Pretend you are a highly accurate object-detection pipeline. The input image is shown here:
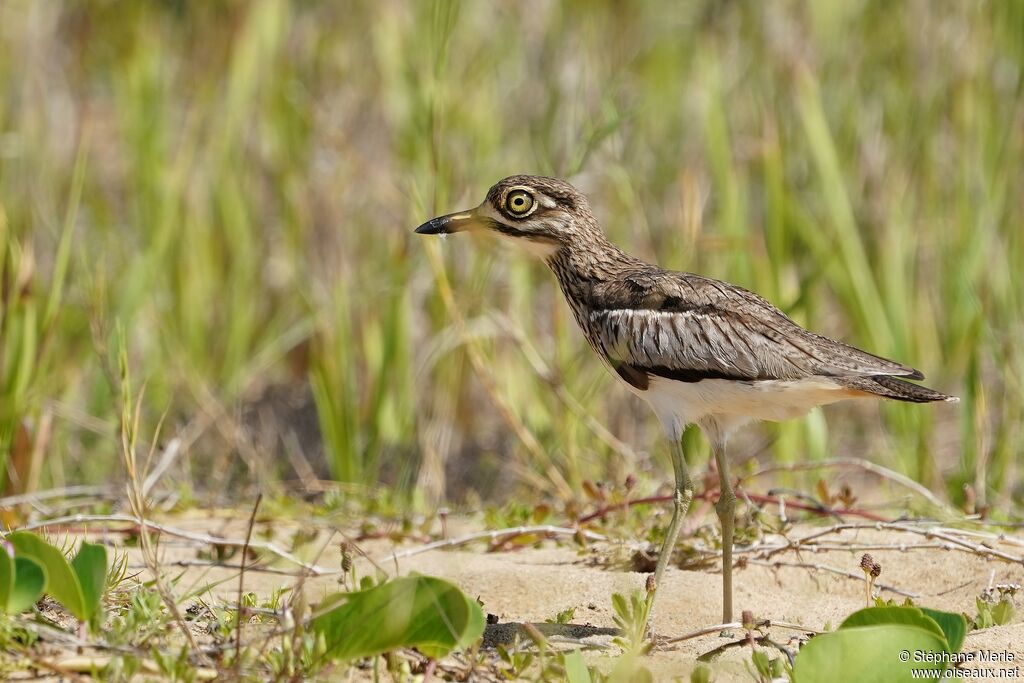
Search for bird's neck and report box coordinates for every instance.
[544,233,642,299]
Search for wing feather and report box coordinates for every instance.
[587,271,923,386]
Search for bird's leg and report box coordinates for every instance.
[713,440,736,625]
[647,435,694,634]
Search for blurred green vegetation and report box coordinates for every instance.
[0,1,1019,511]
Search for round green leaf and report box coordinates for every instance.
[311,575,485,662]
[840,606,946,644]
[71,542,108,623]
[793,624,950,683]
[8,557,46,613]
[920,607,967,654]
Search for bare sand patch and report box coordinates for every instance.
[34,513,1023,681]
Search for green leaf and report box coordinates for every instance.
[840,606,946,645]
[311,575,485,662]
[920,608,967,653]
[975,599,994,629]
[769,656,787,677]
[6,532,86,620]
[70,542,108,622]
[0,550,46,613]
[563,649,592,683]
[992,599,1014,626]
[611,592,628,622]
[793,624,949,683]
[690,663,713,683]
[751,649,772,676]
[0,549,11,610]
[8,558,46,613]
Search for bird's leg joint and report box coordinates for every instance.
[715,488,736,518]
[676,485,694,512]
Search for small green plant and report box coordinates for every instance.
[605,589,655,682]
[971,583,1017,629]
[496,636,537,679]
[749,650,787,682]
[1,532,108,631]
[484,501,553,530]
[266,629,328,681]
[611,589,652,655]
[547,605,576,624]
[108,587,166,646]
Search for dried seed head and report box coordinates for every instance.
[997,583,1021,598]
[870,562,882,578]
[741,610,755,629]
[860,553,875,573]
[645,574,657,594]
[340,542,353,572]
[625,473,637,492]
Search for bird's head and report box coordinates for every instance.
[414,175,596,258]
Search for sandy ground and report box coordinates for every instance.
[97,512,1024,682]
[363,530,1024,680]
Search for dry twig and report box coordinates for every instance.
[747,458,956,516]
[744,558,918,598]
[236,494,263,677]
[663,619,822,645]
[14,513,336,575]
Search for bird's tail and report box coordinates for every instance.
[840,375,958,403]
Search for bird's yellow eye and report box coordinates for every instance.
[505,190,535,217]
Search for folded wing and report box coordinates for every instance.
[587,271,923,391]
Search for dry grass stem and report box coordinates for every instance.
[15,513,336,575]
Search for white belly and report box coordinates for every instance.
[626,374,854,438]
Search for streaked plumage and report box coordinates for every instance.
[551,248,953,432]
[415,173,956,630]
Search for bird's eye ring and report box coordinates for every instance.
[505,190,535,217]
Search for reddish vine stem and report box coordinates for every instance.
[575,487,891,526]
